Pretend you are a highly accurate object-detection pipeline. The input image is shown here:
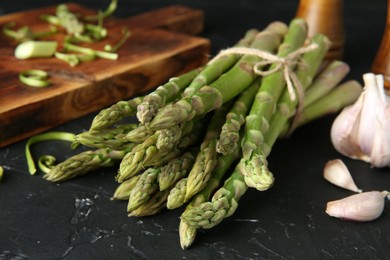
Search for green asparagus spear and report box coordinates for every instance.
[158,149,197,191]
[75,124,137,150]
[128,189,170,217]
[127,167,160,211]
[260,34,329,157]
[185,101,233,201]
[111,175,141,200]
[167,178,188,209]
[117,120,203,182]
[179,132,242,249]
[239,18,309,191]
[90,96,143,131]
[216,78,260,155]
[181,28,259,99]
[136,68,202,124]
[180,164,246,229]
[43,148,126,182]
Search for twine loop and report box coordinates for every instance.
[209,43,318,102]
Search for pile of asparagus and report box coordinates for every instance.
[43,18,362,249]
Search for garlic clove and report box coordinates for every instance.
[325,191,388,222]
[323,159,362,193]
[357,73,378,157]
[330,93,365,160]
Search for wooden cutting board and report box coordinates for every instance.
[0,3,210,147]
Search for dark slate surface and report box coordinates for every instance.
[1,0,389,259]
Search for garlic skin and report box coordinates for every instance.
[330,73,390,168]
[326,191,389,222]
[323,159,362,193]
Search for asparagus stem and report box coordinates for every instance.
[84,0,118,21]
[260,34,329,157]
[239,18,309,191]
[179,132,242,249]
[90,96,143,131]
[136,68,202,124]
[180,79,360,230]
[158,149,197,191]
[216,78,260,155]
[43,148,126,182]
[180,165,247,229]
[117,120,203,182]
[181,28,259,99]
[185,101,233,201]
[75,123,137,150]
[111,175,141,200]
[127,167,160,211]
[303,60,350,109]
[148,22,287,131]
[56,4,84,35]
[293,80,363,129]
[124,124,155,143]
[15,41,58,59]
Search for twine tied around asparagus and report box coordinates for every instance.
[210,43,318,102]
[209,42,319,134]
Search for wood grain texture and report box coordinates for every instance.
[0,3,210,147]
[295,0,345,61]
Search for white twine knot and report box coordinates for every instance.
[209,43,318,102]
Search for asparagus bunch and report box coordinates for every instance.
[36,18,363,250]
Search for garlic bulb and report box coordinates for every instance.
[326,191,389,222]
[323,159,362,193]
[330,73,390,167]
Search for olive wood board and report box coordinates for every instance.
[0,3,210,147]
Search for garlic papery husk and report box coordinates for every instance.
[325,190,389,222]
[330,73,390,167]
[323,159,362,193]
[330,91,365,160]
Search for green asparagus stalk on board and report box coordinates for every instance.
[90,96,143,131]
[147,21,287,131]
[136,68,202,124]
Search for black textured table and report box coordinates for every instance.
[1,1,389,259]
